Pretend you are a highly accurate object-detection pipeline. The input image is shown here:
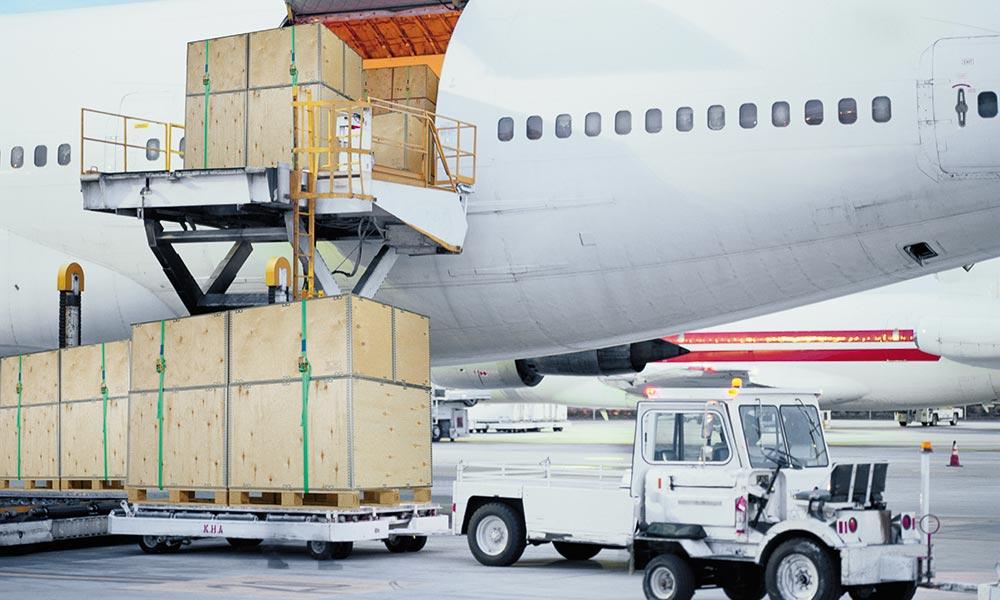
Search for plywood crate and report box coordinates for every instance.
[393,307,430,388]
[246,83,348,168]
[59,340,130,480]
[372,111,429,174]
[0,350,59,407]
[0,404,59,481]
[228,378,431,493]
[130,313,227,392]
[183,91,247,169]
[248,23,363,98]
[185,33,248,95]
[364,65,439,107]
[127,387,226,489]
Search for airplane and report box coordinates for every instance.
[438,259,1000,418]
[5,0,1000,380]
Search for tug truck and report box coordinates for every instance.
[452,386,924,600]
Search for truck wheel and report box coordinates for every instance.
[406,536,428,552]
[226,537,262,549]
[847,582,917,600]
[932,414,939,426]
[897,422,908,427]
[384,535,415,553]
[553,541,601,561]
[160,539,184,554]
[138,535,165,554]
[643,554,695,600]
[306,540,353,560]
[765,538,840,600]
[467,502,526,566]
[723,566,766,599]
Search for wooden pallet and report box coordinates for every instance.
[227,487,432,510]
[127,487,228,505]
[60,479,125,491]
[0,479,58,491]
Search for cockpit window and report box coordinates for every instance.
[644,410,730,464]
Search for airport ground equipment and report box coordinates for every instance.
[452,385,925,600]
[57,263,84,349]
[467,402,568,434]
[107,497,447,559]
[895,406,965,427]
[0,490,123,547]
[431,398,470,442]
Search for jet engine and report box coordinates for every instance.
[916,316,1000,368]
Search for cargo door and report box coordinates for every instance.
[932,36,1000,176]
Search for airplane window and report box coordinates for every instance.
[978,92,998,119]
[676,107,693,132]
[34,145,47,167]
[615,111,632,135]
[739,103,757,129]
[708,105,725,130]
[872,96,892,123]
[805,100,824,125]
[645,109,662,133]
[146,138,161,161]
[555,114,572,139]
[772,101,790,127]
[838,98,858,124]
[11,146,24,169]
[57,143,71,166]
[526,115,543,140]
[497,117,514,142]
[585,112,602,137]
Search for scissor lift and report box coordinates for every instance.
[79,94,476,309]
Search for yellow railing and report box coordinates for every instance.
[80,108,185,174]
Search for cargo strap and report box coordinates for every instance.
[299,299,311,494]
[156,320,167,490]
[202,39,211,168]
[290,25,299,86]
[100,342,109,482]
[15,355,23,480]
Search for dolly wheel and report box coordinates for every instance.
[384,535,414,553]
[553,541,601,561]
[226,537,263,549]
[138,535,165,554]
[306,540,353,560]
[406,536,427,552]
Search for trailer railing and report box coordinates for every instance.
[456,460,630,488]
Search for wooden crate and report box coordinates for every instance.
[229,295,393,384]
[246,83,344,168]
[130,313,227,392]
[183,91,247,169]
[186,33,248,95]
[228,377,430,492]
[0,404,59,480]
[248,24,363,98]
[372,111,429,174]
[364,65,439,105]
[60,398,128,480]
[0,350,59,407]
[127,387,226,489]
[60,340,129,402]
[393,307,430,387]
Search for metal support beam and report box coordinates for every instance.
[352,245,399,299]
[156,228,288,244]
[205,241,253,296]
[284,212,341,296]
[144,220,205,314]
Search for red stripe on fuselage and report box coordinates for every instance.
[665,329,916,345]
[664,348,940,363]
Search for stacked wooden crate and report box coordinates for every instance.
[365,65,441,174]
[0,350,60,489]
[127,313,228,503]
[184,23,364,169]
[227,295,431,508]
[59,341,129,490]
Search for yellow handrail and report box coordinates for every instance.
[80,108,185,174]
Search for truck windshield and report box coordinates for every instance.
[739,404,829,468]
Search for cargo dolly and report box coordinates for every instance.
[0,490,123,548]
[108,499,449,559]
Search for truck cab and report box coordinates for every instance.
[454,385,924,600]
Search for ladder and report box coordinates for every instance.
[291,86,319,300]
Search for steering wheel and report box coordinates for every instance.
[761,446,804,470]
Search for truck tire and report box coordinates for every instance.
[765,538,840,600]
[306,540,353,560]
[406,536,428,552]
[932,414,939,426]
[553,541,601,561]
[723,566,766,599]
[847,582,917,600]
[138,535,165,554]
[384,535,425,553]
[467,502,526,566]
[897,422,908,427]
[226,537,262,549]
[643,554,695,600]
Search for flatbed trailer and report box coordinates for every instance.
[108,500,449,559]
[0,491,124,547]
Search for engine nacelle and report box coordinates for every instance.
[916,316,1000,368]
[432,360,543,390]
[519,339,687,377]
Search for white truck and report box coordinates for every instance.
[895,406,964,427]
[453,387,925,600]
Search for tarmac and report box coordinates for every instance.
[0,419,997,599]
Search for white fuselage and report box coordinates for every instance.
[5,1,1000,367]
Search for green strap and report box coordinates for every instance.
[15,355,23,481]
[202,39,211,168]
[156,321,167,490]
[290,25,298,86]
[100,342,109,482]
[299,300,311,494]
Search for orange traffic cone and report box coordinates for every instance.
[947,441,963,467]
